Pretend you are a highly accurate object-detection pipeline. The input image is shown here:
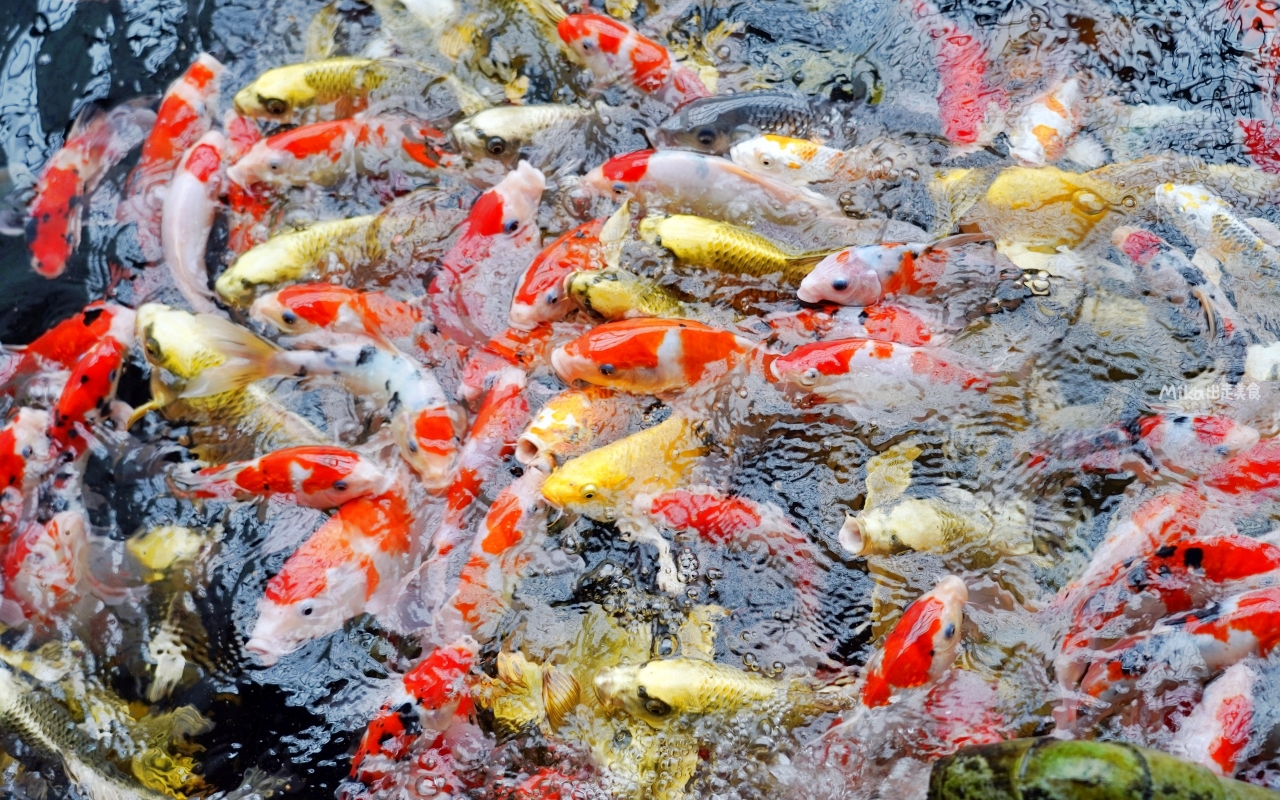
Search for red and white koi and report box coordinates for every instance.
[0,409,54,545]
[1204,437,1280,496]
[1007,78,1085,167]
[170,446,392,508]
[861,575,968,708]
[508,218,606,330]
[120,54,224,261]
[1134,412,1260,477]
[3,510,88,621]
[557,14,710,108]
[797,233,993,306]
[909,0,1006,147]
[728,135,847,187]
[766,338,989,403]
[161,131,228,314]
[27,100,155,278]
[225,180,276,255]
[444,467,549,642]
[47,305,136,457]
[1112,226,1247,343]
[579,150,844,239]
[551,318,757,395]
[351,642,477,782]
[245,491,414,665]
[632,487,825,635]
[251,283,422,344]
[763,303,940,348]
[226,115,450,190]
[180,328,464,488]
[1171,662,1258,777]
[458,325,557,404]
[428,161,545,347]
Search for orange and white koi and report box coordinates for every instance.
[557,14,710,108]
[251,283,422,344]
[421,369,529,616]
[551,318,756,394]
[1171,662,1258,777]
[427,161,545,347]
[226,115,450,190]
[27,100,155,278]
[1007,78,1085,167]
[245,491,414,665]
[225,180,275,255]
[579,150,844,237]
[2,301,134,387]
[120,54,224,261]
[0,409,53,545]
[351,642,477,781]
[444,467,549,642]
[797,233,994,306]
[508,218,606,330]
[861,575,968,708]
[161,131,227,314]
[763,303,940,349]
[47,305,136,457]
[458,325,556,403]
[514,385,643,470]
[178,327,463,488]
[909,0,1006,147]
[1203,437,1280,496]
[767,338,989,402]
[223,109,264,160]
[170,446,392,508]
[728,135,847,187]
[3,510,88,621]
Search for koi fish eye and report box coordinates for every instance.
[599,364,615,376]
[832,278,849,292]
[612,183,627,196]
[695,127,717,147]
[281,311,298,326]
[943,622,956,639]
[268,156,283,172]
[144,337,163,359]
[637,686,671,717]
[333,480,348,491]
[486,136,508,156]
[300,602,314,617]
[545,290,559,303]
[581,483,598,500]
[260,96,288,116]
[800,368,819,387]
[581,40,594,52]
[505,219,520,233]
[759,154,774,168]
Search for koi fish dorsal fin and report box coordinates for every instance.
[863,441,923,510]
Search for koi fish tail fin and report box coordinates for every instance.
[929,231,995,251]
[178,315,284,398]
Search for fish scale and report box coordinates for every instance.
[642,215,827,283]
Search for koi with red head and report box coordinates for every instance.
[120,54,224,261]
[28,100,155,278]
[551,318,756,395]
[767,337,989,403]
[252,283,422,343]
[797,233,993,307]
[861,575,968,708]
[162,131,228,314]
[509,218,607,331]
[170,445,393,508]
[557,14,709,108]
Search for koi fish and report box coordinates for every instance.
[1134,412,1260,478]
[1007,78,1085,167]
[508,218,606,330]
[445,467,549,641]
[0,409,53,545]
[1170,662,1257,777]
[245,491,414,665]
[910,0,1006,146]
[1,302,133,392]
[120,54,224,261]
[28,100,155,278]
[232,57,407,121]
[639,214,828,284]
[797,233,995,306]
[1154,183,1280,277]
[226,115,450,190]
[728,135,848,186]
[161,131,227,314]
[767,338,989,403]
[251,283,422,343]
[1112,225,1248,343]
[428,161,545,346]
[3,511,88,621]
[861,575,968,708]
[350,642,476,781]
[225,179,275,256]
[451,104,589,162]
[657,93,821,155]
[514,385,642,470]
[176,322,464,488]
[458,325,556,403]
[170,446,392,508]
[1204,438,1280,495]
[47,304,136,456]
[566,267,687,321]
[557,15,709,108]
[763,303,939,348]
[550,318,756,394]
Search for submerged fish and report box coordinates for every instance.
[170,446,392,508]
[640,214,828,284]
[162,131,227,314]
[654,91,821,154]
[452,104,589,161]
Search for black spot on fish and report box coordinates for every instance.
[80,374,90,383]
[82,308,104,326]
[1183,547,1204,570]
[1155,545,1177,558]
[357,345,378,366]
